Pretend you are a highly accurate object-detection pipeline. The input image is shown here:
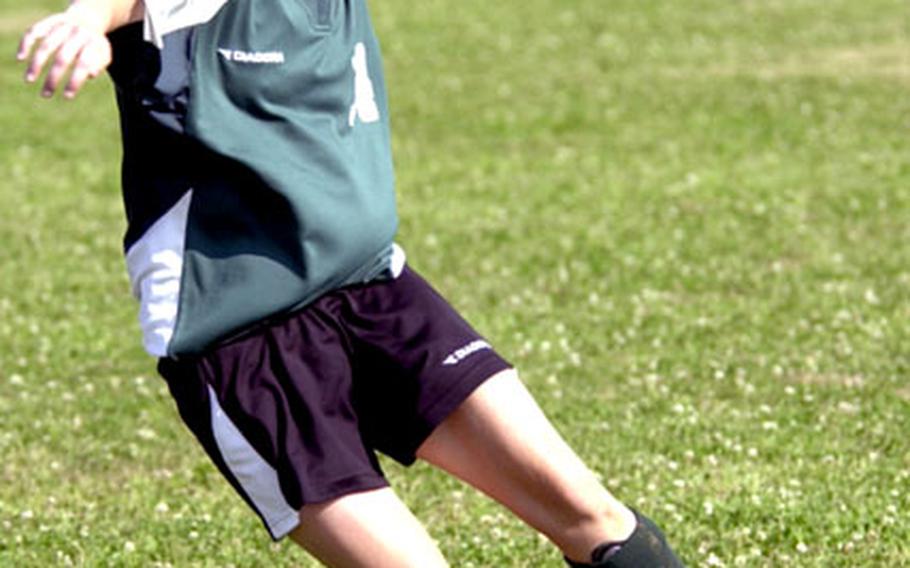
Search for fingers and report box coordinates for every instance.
[26,21,81,91]
[16,14,66,63]
[17,14,112,99]
[21,17,76,83]
[63,37,112,99]
[42,27,88,96]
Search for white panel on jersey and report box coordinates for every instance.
[125,190,193,357]
[143,0,231,48]
[207,385,301,539]
[390,242,406,278]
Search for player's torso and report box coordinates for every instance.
[110,0,400,357]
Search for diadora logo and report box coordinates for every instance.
[217,48,285,64]
[442,340,491,366]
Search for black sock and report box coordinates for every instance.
[589,541,624,563]
[564,509,685,567]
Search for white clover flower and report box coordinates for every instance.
[705,552,725,567]
[137,428,157,440]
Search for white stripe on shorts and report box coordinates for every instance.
[207,385,300,539]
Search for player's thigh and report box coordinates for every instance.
[416,369,632,544]
[288,487,448,568]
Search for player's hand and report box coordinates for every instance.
[16,7,113,99]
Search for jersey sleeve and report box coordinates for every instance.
[143,0,230,48]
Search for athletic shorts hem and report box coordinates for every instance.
[269,472,389,541]
[301,472,390,506]
[269,512,303,541]
[399,357,513,465]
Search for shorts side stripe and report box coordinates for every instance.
[207,385,300,539]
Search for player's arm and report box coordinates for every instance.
[16,0,144,99]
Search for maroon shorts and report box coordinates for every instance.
[157,266,511,539]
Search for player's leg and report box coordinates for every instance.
[288,487,449,568]
[334,265,681,564]
[416,369,683,566]
[416,368,631,560]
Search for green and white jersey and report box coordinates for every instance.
[108,0,402,357]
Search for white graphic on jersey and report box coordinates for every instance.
[348,42,381,127]
[218,48,285,64]
[442,340,491,366]
[126,190,193,357]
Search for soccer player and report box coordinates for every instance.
[17,1,685,566]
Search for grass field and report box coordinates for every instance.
[1,0,909,566]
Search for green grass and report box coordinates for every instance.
[1,0,909,565]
